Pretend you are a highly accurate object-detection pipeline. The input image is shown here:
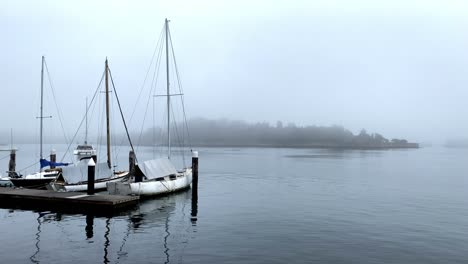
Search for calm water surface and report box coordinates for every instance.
[0,145,467,263]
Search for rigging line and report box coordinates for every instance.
[97,83,105,160]
[18,160,41,173]
[60,70,105,162]
[170,103,186,166]
[100,88,107,161]
[127,25,166,129]
[0,153,10,161]
[109,91,119,167]
[160,179,171,192]
[44,60,71,151]
[135,33,165,149]
[168,28,193,151]
[152,97,155,159]
[108,68,137,163]
[115,218,132,264]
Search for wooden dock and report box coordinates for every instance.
[0,187,139,215]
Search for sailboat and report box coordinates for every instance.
[108,19,192,196]
[73,98,96,161]
[10,56,69,189]
[48,59,129,192]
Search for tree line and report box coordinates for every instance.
[137,118,418,149]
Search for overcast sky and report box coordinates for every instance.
[2,0,468,144]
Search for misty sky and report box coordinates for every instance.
[2,0,468,144]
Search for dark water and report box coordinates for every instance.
[1,145,467,263]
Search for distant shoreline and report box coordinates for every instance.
[159,143,420,150]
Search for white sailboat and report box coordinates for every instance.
[10,56,67,189]
[108,19,192,196]
[0,149,15,187]
[73,98,96,161]
[48,59,129,192]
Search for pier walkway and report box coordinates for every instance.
[0,187,139,215]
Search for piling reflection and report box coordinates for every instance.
[85,214,94,239]
[84,214,111,263]
[191,188,198,224]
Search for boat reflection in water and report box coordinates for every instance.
[13,189,196,264]
[84,190,195,264]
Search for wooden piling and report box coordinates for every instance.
[192,151,198,195]
[8,149,16,178]
[129,150,136,176]
[191,151,198,222]
[87,158,96,195]
[50,149,56,169]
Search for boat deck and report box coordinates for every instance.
[0,187,139,215]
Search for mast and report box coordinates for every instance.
[85,97,88,144]
[39,56,44,160]
[105,59,111,169]
[165,18,171,159]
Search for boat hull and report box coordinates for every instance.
[10,178,55,190]
[0,177,13,187]
[48,172,129,192]
[107,169,192,196]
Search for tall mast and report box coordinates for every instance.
[39,56,45,160]
[105,59,111,169]
[85,97,88,144]
[165,18,171,159]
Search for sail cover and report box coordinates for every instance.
[139,158,177,180]
[60,159,113,184]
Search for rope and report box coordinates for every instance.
[18,161,40,173]
[44,60,72,162]
[135,32,165,149]
[171,102,186,166]
[108,67,137,163]
[126,25,166,139]
[0,153,10,161]
[160,179,171,192]
[168,29,193,151]
[60,70,105,162]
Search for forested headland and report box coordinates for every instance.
[137,118,419,149]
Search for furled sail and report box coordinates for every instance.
[40,158,70,169]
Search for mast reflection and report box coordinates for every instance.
[29,213,41,264]
[29,211,60,263]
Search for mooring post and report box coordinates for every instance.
[50,149,56,169]
[87,158,96,195]
[191,151,199,222]
[129,150,136,176]
[130,150,142,183]
[8,149,16,178]
[192,151,199,194]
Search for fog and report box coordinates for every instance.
[2,0,468,146]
